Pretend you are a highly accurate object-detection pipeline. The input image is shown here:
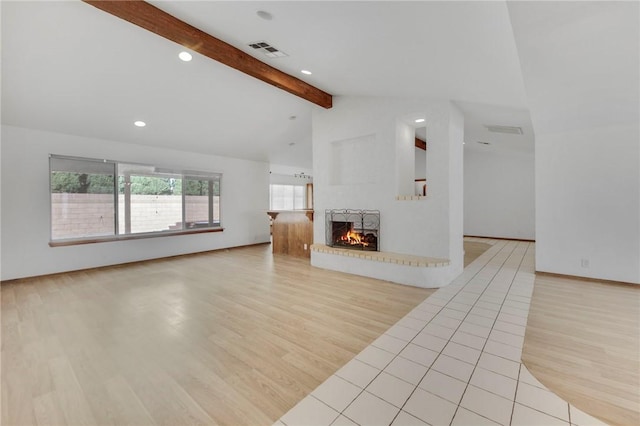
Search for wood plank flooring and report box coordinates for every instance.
[522,274,640,426]
[2,240,638,426]
[1,245,433,425]
[463,240,493,267]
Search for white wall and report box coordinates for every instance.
[396,121,415,196]
[0,125,271,280]
[448,105,465,271]
[508,1,639,284]
[536,123,639,284]
[311,96,464,288]
[464,149,535,240]
[269,164,313,177]
[269,164,313,186]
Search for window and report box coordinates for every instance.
[270,184,305,210]
[50,155,221,243]
[50,156,117,240]
[184,177,220,228]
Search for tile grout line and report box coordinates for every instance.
[280,239,576,426]
[508,242,536,426]
[505,252,578,424]
[446,241,531,426]
[335,239,513,425]
[387,241,521,425]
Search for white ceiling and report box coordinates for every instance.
[149,0,528,106]
[456,101,534,154]
[2,1,314,166]
[3,1,634,168]
[507,1,639,135]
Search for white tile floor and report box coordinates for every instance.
[278,240,610,426]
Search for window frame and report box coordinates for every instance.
[49,155,223,247]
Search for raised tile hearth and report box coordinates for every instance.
[311,244,450,267]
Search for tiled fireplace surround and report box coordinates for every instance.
[277,239,607,426]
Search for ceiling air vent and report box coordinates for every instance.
[485,125,523,135]
[248,41,288,58]
[477,141,491,145]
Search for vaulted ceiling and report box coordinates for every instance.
[2,1,637,168]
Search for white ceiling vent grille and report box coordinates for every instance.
[248,41,288,58]
[485,125,523,135]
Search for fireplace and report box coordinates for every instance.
[326,209,380,251]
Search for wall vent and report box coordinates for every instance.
[248,41,288,58]
[485,125,523,135]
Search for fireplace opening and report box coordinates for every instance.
[326,210,379,251]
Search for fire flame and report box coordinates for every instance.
[339,230,368,246]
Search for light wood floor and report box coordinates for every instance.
[523,274,640,426]
[1,245,433,425]
[463,240,493,267]
[2,241,638,426]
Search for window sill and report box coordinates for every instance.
[49,227,224,247]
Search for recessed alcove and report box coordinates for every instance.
[396,116,429,199]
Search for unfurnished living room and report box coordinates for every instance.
[1,1,638,426]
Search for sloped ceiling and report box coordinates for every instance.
[7,1,633,168]
[2,1,314,166]
[507,1,639,135]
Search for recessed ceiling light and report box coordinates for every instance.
[134,121,146,127]
[415,118,425,123]
[301,70,312,75]
[178,51,192,62]
[256,10,273,20]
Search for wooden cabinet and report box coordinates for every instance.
[267,210,314,258]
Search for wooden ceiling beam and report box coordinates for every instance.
[82,1,333,108]
[415,138,427,150]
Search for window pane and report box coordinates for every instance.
[50,157,116,240]
[185,178,209,228]
[282,185,294,210]
[294,185,305,209]
[212,177,221,225]
[270,184,284,210]
[118,170,182,234]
